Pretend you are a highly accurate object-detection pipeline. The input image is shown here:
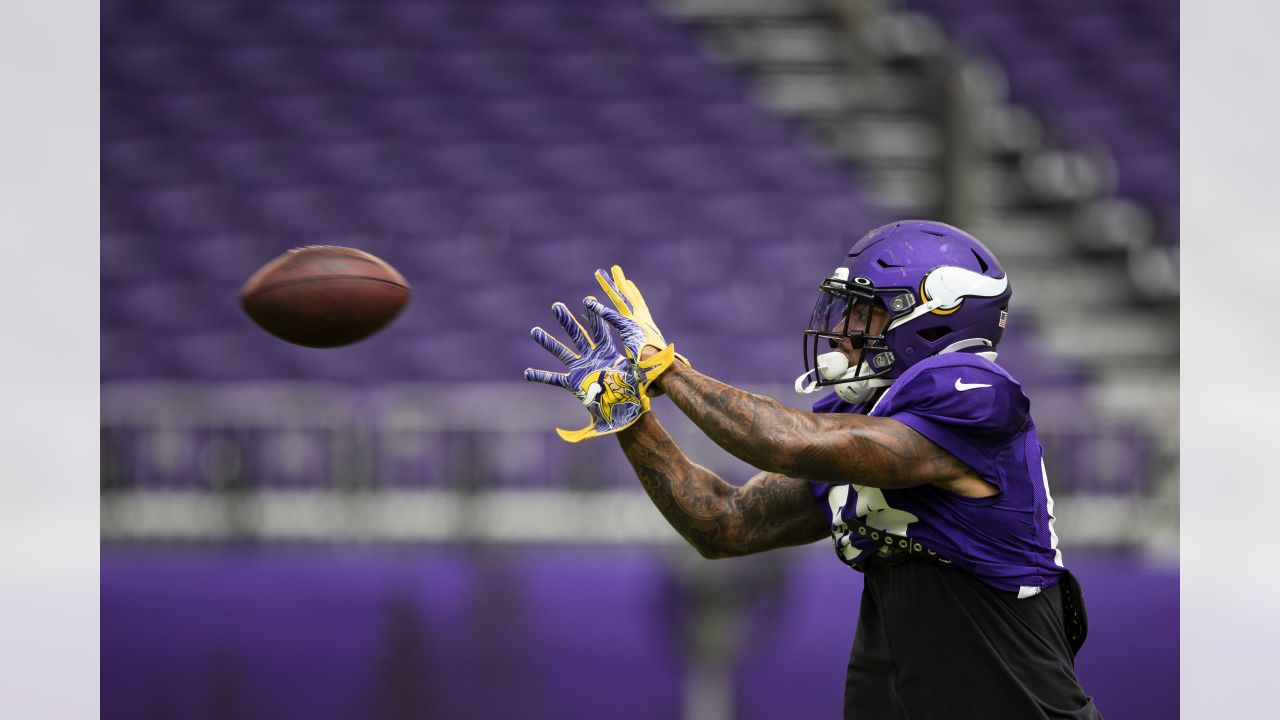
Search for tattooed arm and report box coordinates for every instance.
[617,413,829,558]
[651,363,984,493]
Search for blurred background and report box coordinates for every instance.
[100,0,1178,718]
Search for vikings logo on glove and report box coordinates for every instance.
[575,361,645,429]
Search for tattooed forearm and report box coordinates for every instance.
[616,413,828,558]
[656,364,816,475]
[654,363,971,489]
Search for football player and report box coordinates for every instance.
[526,220,1102,719]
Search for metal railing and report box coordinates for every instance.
[102,381,1177,551]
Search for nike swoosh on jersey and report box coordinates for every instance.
[954,379,993,391]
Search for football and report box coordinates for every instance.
[239,246,410,348]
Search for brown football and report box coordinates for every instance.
[240,246,410,348]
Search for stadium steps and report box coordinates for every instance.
[656,0,1178,503]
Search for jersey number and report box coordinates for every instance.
[827,484,919,563]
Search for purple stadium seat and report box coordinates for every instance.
[254,92,374,141]
[695,191,801,237]
[319,48,443,95]
[530,145,656,191]
[305,140,425,189]
[690,100,795,146]
[543,51,665,100]
[586,99,712,145]
[249,186,375,236]
[139,184,248,235]
[650,53,750,101]
[1111,151,1178,207]
[370,2,476,44]
[479,97,598,144]
[422,143,546,190]
[194,140,322,187]
[138,92,260,140]
[487,4,610,52]
[101,329,188,379]
[434,50,552,97]
[371,96,491,143]
[260,1,387,47]
[592,5,700,52]
[102,138,196,186]
[361,189,469,236]
[581,190,697,236]
[103,44,208,93]
[209,47,330,93]
[162,233,269,282]
[161,0,282,45]
[644,146,762,192]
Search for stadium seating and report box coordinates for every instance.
[102,0,873,383]
[101,0,1147,495]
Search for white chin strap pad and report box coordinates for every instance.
[794,352,851,394]
[793,351,891,404]
[834,375,890,404]
[817,351,849,380]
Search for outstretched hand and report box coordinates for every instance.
[524,298,655,443]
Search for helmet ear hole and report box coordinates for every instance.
[971,249,989,273]
[916,326,952,342]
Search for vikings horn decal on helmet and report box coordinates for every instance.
[796,220,1013,404]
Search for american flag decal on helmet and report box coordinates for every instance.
[998,310,1008,328]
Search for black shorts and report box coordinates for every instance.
[844,557,1103,720]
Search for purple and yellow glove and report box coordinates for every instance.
[593,265,689,396]
[524,299,659,443]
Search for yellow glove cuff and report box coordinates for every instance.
[555,401,648,443]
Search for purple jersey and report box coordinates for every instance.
[811,352,1065,597]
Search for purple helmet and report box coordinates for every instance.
[797,220,1012,403]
